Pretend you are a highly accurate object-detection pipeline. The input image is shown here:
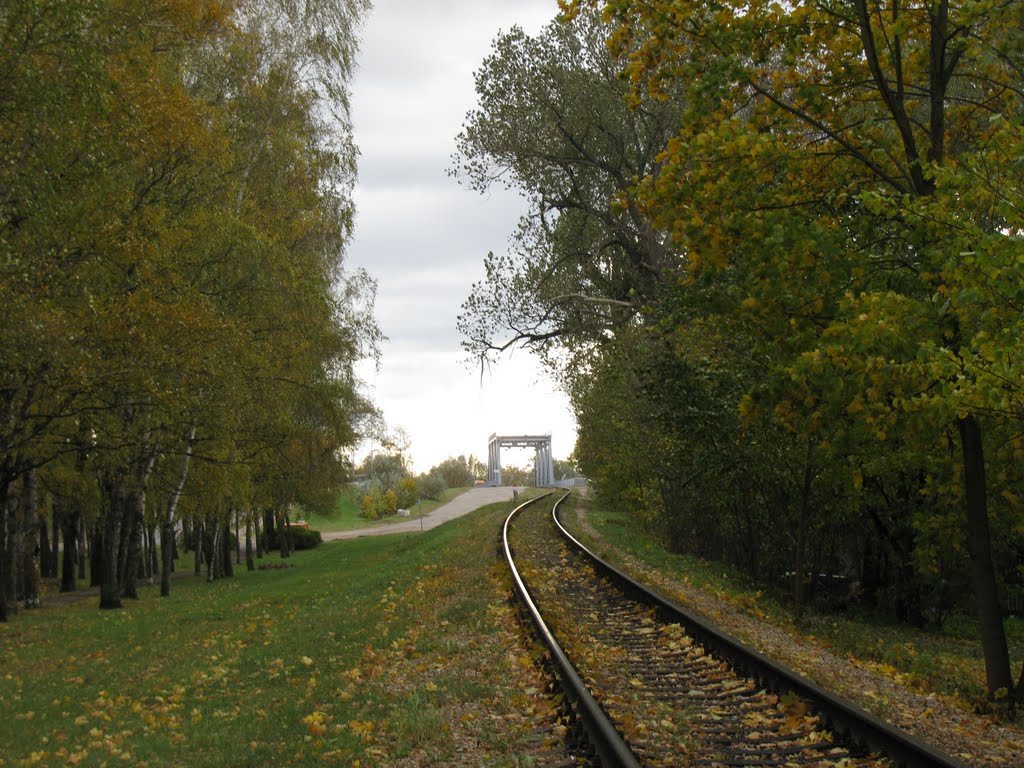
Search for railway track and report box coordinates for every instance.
[503,493,970,768]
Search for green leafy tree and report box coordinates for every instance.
[454,8,684,369]
[429,455,484,489]
[358,453,409,489]
[0,0,377,615]
[500,465,534,487]
[354,452,415,519]
[552,458,581,481]
[566,0,1024,697]
[416,472,448,502]
[396,477,419,510]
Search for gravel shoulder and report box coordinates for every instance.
[567,502,1024,768]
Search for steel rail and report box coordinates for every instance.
[504,492,641,768]
[551,497,970,768]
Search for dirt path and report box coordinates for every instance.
[323,486,525,541]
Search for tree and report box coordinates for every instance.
[355,452,413,519]
[416,472,447,502]
[0,0,378,613]
[454,8,685,370]
[358,453,409,489]
[552,457,581,481]
[565,0,1024,698]
[500,465,535,487]
[428,455,483,489]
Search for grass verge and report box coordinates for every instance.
[0,496,555,768]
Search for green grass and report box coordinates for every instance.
[300,487,470,533]
[0,497,549,768]
[568,502,790,626]
[567,499,1024,709]
[801,611,1024,704]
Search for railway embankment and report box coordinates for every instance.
[559,496,1024,767]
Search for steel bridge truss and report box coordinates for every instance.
[487,433,554,487]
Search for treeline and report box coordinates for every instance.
[25,504,314,596]
[355,453,486,520]
[1,0,378,618]
[352,450,574,520]
[455,4,1024,698]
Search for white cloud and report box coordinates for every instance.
[348,0,574,474]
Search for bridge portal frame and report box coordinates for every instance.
[487,433,554,487]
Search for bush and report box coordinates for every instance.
[264,526,322,551]
[360,490,383,520]
[417,472,447,501]
[397,477,418,508]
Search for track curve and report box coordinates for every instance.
[503,492,970,768]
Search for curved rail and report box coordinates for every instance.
[504,492,640,768]
[551,498,970,768]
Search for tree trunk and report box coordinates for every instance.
[147,524,157,581]
[49,512,60,579]
[262,509,274,555]
[11,490,24,602]
[206,524,217,582]
[120,489,143,600]
[254,514,263,559]
[279,509,291,559]
[39,512,53,579]
[0,480,10,622]
[235,510,241,565]
[194,521,203,577]
[958,414,1013,696]
[60,503,79,593]
[123,449,156,600]
[77,514,87,581]
[245,515,255,572]
[45,505,59,579]
[22,469,40,608]
[161,520,175,596]
[222,521,234,578]
[90,522,103,588]
[161,424,195,597]
[116,488,133,597]
[140,525,149,580]
[98,476,124,610]
[792,443,814,620]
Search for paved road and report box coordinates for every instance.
[322,486,526,541]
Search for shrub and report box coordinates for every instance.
[417,472,447,501]
[265,526,322,551]
[360,491,381,520]
[397,477,418,508]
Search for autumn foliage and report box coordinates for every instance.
[1,0,377,617]
[459,2,1024,701]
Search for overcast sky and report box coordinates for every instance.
[347,0,576,474]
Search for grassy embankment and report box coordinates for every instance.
[0,493,555,768]
[564,499,1024,710]
[9,490,1018,768]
